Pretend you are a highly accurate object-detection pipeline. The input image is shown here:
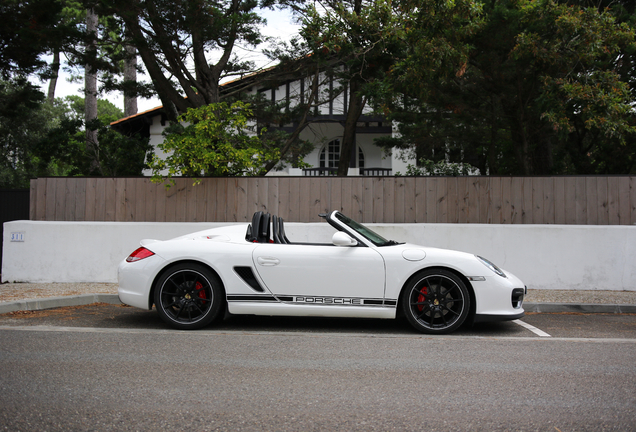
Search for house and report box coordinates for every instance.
[110,65,414,176]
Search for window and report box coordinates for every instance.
[320,139,340,168]
[319,139,365,169]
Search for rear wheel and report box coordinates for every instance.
[154,263,223,330]
[401,269,470,334]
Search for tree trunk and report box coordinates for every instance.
[123,45,138,117]
[337,0,364,177]
[47,48,60,104]
[338,79,365,176]
[85,8,100,173]
[487,95,499,175]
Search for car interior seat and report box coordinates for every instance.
[272,215,282,243]
[278,217,290,244]
[258,213,271,243]
[246,211,263,242]
[247,211,291,244]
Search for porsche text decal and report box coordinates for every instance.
[295,296,361,305]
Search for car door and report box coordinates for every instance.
[252,243,386,301]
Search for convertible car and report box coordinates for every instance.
[118,211,526,334]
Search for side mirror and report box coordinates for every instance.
[332,232,358,246]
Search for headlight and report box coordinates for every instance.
[476,256,507,278]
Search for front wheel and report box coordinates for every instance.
[154,263,224,330]
[401,269,470,334]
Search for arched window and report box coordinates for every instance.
[319,139,365,169]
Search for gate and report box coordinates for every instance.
[0,189,30,271]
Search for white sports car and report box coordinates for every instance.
[118,211,526,334]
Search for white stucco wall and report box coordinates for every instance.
[296,122,391,171]
[142,114,170,176]
[3,220,635,291]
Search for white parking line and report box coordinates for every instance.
[513,319,551,337]
[5,325,636,343]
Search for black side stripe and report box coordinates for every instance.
[227,295,278,302]
[227,294,397,307]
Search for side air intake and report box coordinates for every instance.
[234,266,265,292]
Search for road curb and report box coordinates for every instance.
[524,302,636,314]
[1,296,635,315]
[0,294,121,315]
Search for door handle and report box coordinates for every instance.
[257,256,280,266]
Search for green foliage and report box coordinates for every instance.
[0,79,150,187]
[91,0,316,177]
[63,95,125,122]
[0,80,90,188]
[0,0,82,79]
[0,78,48,187]
[93,123,152,176]
[397,158,478,177]
[364,0,487,173]
[42,96,151,176]
[238,92,314,171]
[285,1,412,175]
[95,0,272,118]
[371,0,636,175]
[149,102,281,186]
[5,0,633,178]
[375,0,484,98]
[511,0,636,173]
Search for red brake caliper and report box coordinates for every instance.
[196,281,207,300]
[417,286,428,312]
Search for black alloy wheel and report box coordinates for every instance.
[402,269,470,334]
[154,263,223,330]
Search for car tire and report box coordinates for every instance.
[154,263,224,330]
[401,269,470,334]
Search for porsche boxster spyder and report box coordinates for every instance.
[118,211,526,334]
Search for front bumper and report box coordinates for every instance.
[471,271,526,322]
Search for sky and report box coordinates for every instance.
[30,8,302,115]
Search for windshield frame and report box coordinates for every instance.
[330,212,394,247]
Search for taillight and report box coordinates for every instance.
[126,247,155,262]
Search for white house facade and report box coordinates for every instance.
[111,68,414,176]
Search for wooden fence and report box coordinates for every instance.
[29,176,636,225]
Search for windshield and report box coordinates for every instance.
[334,212,399,247]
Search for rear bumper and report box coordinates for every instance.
[117,254,166,310]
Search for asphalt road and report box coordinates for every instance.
[1,306,635,431]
